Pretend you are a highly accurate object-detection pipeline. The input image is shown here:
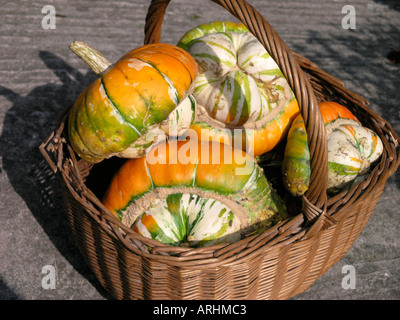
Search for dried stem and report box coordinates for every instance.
[69,41,112,75]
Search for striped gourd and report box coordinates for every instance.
[68,42,198,163]
[177,21,299,157]
[103,139,288,247]
[282,101,383,195]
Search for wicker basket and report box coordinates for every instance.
[40,0,400,300]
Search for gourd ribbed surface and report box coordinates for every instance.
[68,43,198,163]
[103,139,288,247]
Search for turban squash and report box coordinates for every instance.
[68,42,198,163]
[103,139,288,248]
[282,101,383,196]
[177,21,300,157]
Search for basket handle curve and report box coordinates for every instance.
[144,0,329,223]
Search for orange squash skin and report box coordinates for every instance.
[102,139,289,247]
[68,43,198,163]
[102,139,254,214]
[319,101,359,124]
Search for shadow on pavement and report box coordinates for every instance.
[0,51,114,300]
[0,277,20,300]
[374,0,400,11]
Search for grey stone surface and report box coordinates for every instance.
[0,0,399,300]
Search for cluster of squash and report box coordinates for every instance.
[68,21,383,248]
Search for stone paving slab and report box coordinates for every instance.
[0,0,399,300]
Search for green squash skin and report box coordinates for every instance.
[177,21,249,51]
[68,88,196,163]
[101,64,177,133]
[68,87,108,163]
[68,79,143,163]
[281,125,310,197]
[84,81,141,152]
[232,165,288,233]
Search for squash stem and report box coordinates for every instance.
[69,41,112,75]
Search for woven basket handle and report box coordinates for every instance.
[144,0,329,224]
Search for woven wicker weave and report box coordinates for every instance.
[40,0,400,300]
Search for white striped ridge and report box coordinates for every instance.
[187,32,290,126]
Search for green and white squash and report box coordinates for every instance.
[326,123,383,192]
[132,193,241,247]
[177,21,299,157]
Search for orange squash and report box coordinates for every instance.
[68,42,198,163]
[282,101,383,195]
[103,139,288,247]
